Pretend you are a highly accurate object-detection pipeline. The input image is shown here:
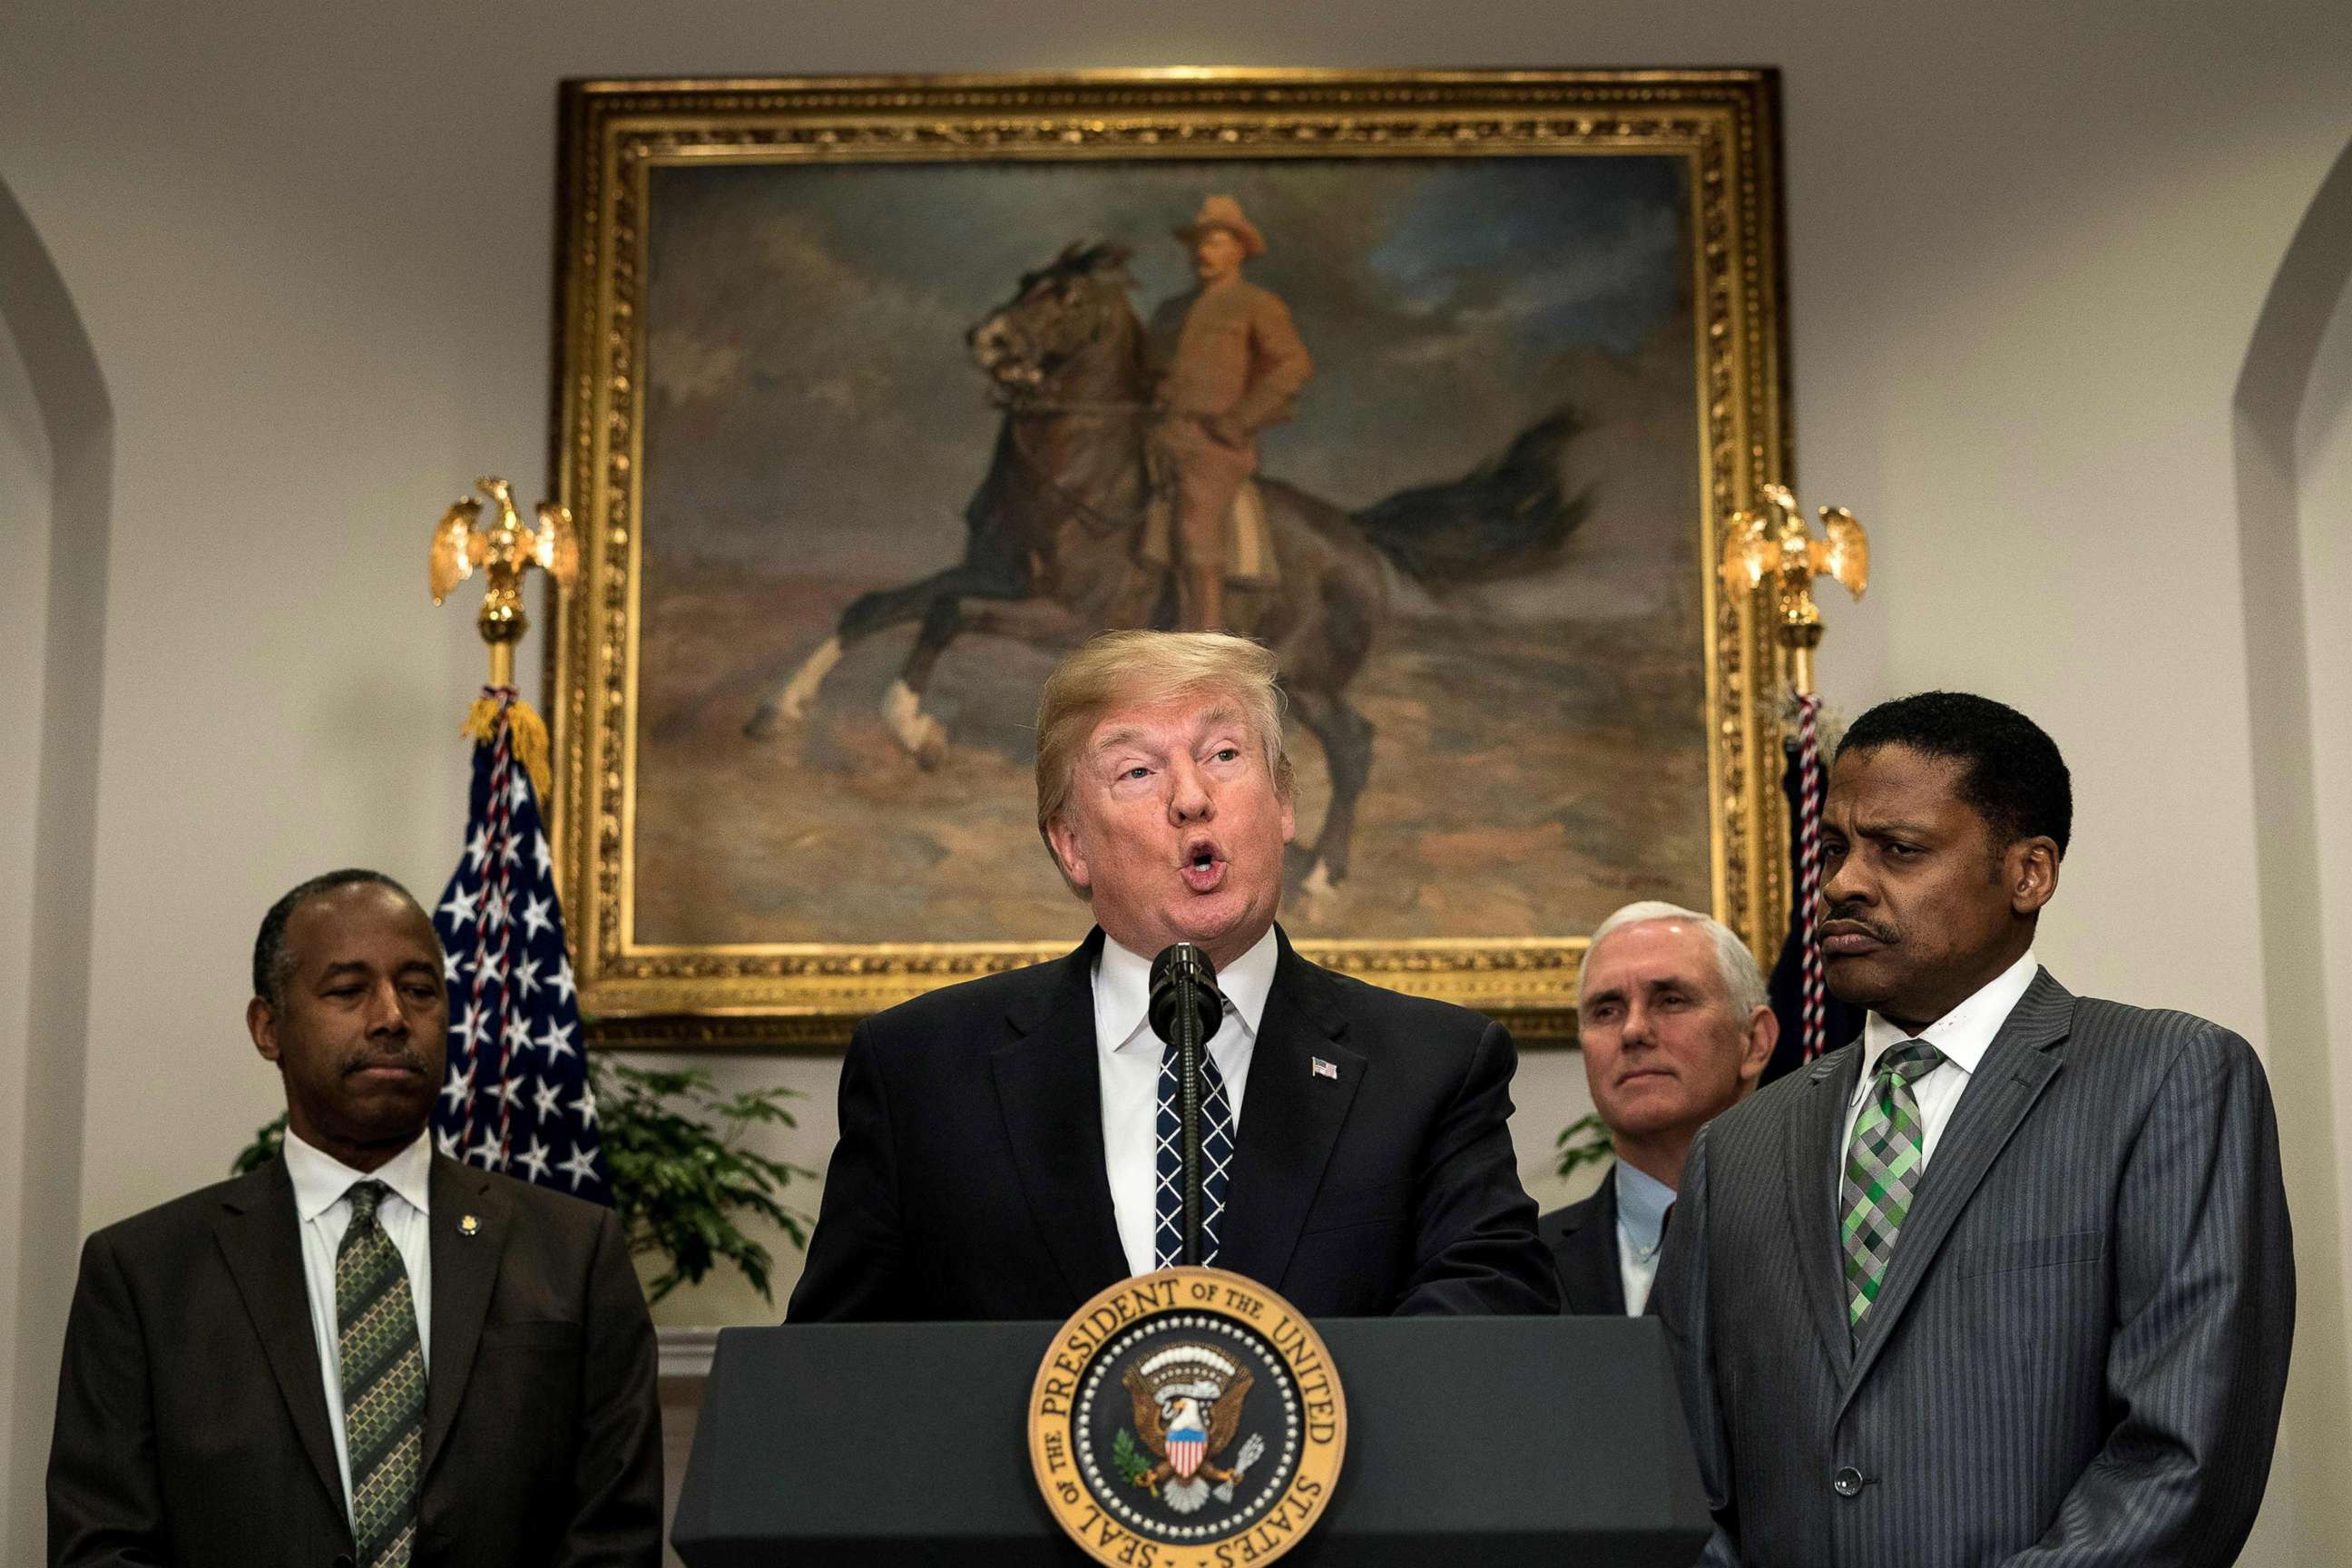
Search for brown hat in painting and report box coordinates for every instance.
[1173,195,1269,259]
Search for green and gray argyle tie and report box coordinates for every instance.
[1839,1040,1945,1336]
[337,1181,426,1568]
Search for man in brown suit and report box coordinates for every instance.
[1145,195,1314,632]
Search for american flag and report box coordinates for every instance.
[428,687,610,1204]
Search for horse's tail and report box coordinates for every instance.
[1348,407,1592,589]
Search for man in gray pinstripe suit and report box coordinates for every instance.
[1656,691,2293,1567]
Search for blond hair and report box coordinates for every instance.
[1034,631,1293,847]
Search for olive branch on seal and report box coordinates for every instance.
[1112,1427,1153,1486]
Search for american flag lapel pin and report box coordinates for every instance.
[1310,1057,1338,1081]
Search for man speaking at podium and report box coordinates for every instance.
[789,631,1556,1320]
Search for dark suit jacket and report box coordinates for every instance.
[1656,969,2295,1567]
[49,1153,662,1568]
[788,926,1557,1320]
[1538,1163,1628,1315]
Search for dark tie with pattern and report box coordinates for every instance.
[338,1181,426,1568]
[1153,1023,1236,1269]
[1839,1040,1946,1336]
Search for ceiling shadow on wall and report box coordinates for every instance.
[2230,130,2352,1563]
[0,175,112,1563]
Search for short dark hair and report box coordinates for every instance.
[251,868,436,1010]
[1837,691,2073,857]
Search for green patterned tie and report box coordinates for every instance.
[337,1181,426,1568]
[1839,1040,1945,1336]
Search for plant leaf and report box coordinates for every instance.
[1553,1112,1614,1179]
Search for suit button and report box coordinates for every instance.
[1832,1466,1865,1498]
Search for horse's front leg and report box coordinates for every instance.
[746,559,1017,740]
[881,593,1088,767]
[751,634,843,732]
[878,595,964,767]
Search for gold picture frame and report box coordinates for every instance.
[548,68,1792,1048]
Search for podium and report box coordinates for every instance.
[674,1315,1712,1566]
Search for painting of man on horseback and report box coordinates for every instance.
[746,221,1589,901]
[626,150,1719,950]
[1142,193,1314,634]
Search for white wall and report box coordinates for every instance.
[2288,206,2352,1556]
[0,170,114,1556]
[2304,250,2352,1337]
[0,284,52,1566]
[5,2,2350,1560]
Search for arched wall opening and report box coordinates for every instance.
[0,176,113,1564]
[2231,129,2352,1562]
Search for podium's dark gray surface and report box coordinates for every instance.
[673,1316,1710,1566]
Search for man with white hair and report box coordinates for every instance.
[789,629,1554,1320]
[1539,901,1776,1314]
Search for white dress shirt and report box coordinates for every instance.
[1095,926,1279,1278]
[282,1128,435,1524]
[1613,1161,1676,1317]
[1841,948,2039,1170]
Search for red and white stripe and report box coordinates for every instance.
[1796,690,1828,1061]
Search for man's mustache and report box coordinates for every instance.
[1814,906,1897,945]
[341,1049,429,1077]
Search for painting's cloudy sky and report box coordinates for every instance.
[642,152,1693,592]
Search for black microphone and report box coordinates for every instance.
[1148,942,1223,1045]
[1148,944,1224,1268]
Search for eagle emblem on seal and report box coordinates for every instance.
[1120,1342,1269,1514]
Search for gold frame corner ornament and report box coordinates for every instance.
[547,68,1793,1048]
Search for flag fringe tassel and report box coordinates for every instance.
[461,695,553,800]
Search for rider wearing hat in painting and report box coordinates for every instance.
[1143,195,1314,634]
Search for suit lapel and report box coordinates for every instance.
[1782,1044,1863,1371]
[1838,970,2074,1412]
[422,1156,507,1479]
[993,929,1130,1301]
[1552,1167,1626,1315]
[1216,931,1365,1289]
[213,1160,346,1515]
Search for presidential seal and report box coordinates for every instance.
[1028,1268,1346,1568]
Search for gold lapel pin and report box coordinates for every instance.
[458,1214,481,1237]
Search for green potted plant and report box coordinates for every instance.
[1554,1112,1612,1181]
[234,1057,813,1305]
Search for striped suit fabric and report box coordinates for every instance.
[1655,968,2294,1567]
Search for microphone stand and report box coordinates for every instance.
[1179,970,1205,1267]
[1149,943,1222,1269]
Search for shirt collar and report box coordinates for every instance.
[1856,948,2039,1096]
[1613,1160,1676,1254]
[1096,925,1280,1054]
[283,1127,435,1223]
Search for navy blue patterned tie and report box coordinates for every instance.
[1152,1027,1235,1269]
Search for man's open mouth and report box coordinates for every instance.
[1181,837,1226,893]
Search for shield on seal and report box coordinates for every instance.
[1167,1414,1208,1479]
